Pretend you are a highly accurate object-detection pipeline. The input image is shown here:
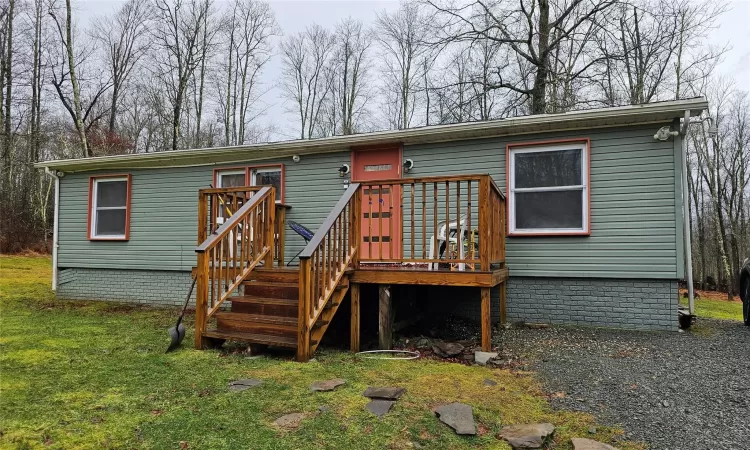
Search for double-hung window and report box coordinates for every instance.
[508,140,590,236]
[89,175,131,240]
[214,165,284,202]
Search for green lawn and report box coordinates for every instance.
[680,295,744,321]
[0,256,638,450]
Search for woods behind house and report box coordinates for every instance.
[0,0,747,297]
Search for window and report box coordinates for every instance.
[507,140,589,236]
[214,165,284,202]
[88,175,131,240]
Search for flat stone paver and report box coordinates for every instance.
[363,386,406,400]
[474,351,498,365]
[435,403,476,435]
[228,378,263,392]
[571,438,620,450]
[310,379,346,392]
[366,399,395,418]
[273,412,304,428]
[498,423,555,449]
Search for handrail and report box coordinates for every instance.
[299,183,361,260]
[194,186,276,349]
[297,182,361,361]
[196,187,272,253]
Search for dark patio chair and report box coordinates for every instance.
[287,220,315,266]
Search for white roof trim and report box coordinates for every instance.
[36,98,707,172]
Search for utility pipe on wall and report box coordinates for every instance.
[44,167,61,291]
[679,110,695,315]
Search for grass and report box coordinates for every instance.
[0,256,640,450]
[679,295,744,321]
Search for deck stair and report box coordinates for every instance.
[202,268,350,353]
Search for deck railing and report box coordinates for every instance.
[198,186,288,267]
[359,174,506,271]
[194,186,276,348]
[296,183,361,360]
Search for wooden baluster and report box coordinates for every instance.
[410,183,415,260]
[399,184,404,261]
[445,181,450,261]
[479,176,490,271]
[422,183,426,259]
[314,247,320,318]
[368,186,372,260]
[467,180,473,266]
[433,183,438,267]
[390,184,395,259]
[265,195,276,268]
[456,181,461,264]
[378,184,383,260]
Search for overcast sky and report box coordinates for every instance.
[76,0,750,136]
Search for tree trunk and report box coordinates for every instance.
[531,0,549,114]
[64,0,90,157]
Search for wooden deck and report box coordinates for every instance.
[192,175,508,361]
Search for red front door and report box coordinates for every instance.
[352,147,402,260]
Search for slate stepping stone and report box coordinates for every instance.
[363,386,406,400]
[273,412,304,428]
[571,438,620,450]
[434,402,476,435]
[475,351,498,365]
[228,378,263,392]
[498,423,555,449]
[432,341,464,358]
[366,399,395,418]
[483,378,498,387]
[310,379,346,392]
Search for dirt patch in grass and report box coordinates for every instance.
[1,256,641,449]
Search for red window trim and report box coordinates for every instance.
[87,174,132,241]
[212,164,285,202]
[505,138,591,237]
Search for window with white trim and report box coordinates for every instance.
[90,176,130,239]
[508,142,589,235]
[216,169,247,188]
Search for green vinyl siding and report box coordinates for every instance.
[403,124,683,279]
[57,152,352,271]
[58,122,684,280]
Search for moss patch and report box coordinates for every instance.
[0,256,642,449]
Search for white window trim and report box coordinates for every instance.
[216,169,247,188]
[251,167,283,203]
[508,142,589,236]
[90,176,129,239]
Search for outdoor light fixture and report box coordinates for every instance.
[653,126,679,141]
[403,158,414,173]
[292,155,300,163]
[338,164,350,177]
[56,171,65,178]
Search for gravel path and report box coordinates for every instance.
[498,319,750,449]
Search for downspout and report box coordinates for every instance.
[679,110,695,314]
[44,167,60,291]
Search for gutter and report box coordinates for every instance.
[679,110,695,315]
[44,167,60,291]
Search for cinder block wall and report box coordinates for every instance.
[428,277,679,331]
[57,268,194,307]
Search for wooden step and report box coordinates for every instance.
[242,281,299,299]
[203,329,299,348]
[229,295,298,317]
[248,268,300,283]
[215,311,297,337]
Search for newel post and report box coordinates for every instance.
[351,186,362,269]
[195,250,208,349]
[264,190,276,268]
[479,176,491,271]
[297,258,311,361]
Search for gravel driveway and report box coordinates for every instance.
[498,319,750,449]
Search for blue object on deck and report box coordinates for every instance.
[287,220,315,266]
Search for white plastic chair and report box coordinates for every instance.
[428,214,468,270]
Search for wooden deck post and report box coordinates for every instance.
[195,251,208,349]
[378,284,392,350]
[350,282,360,352]
[276,205,286,267]
[297,258,311,362]
[481,287,491,351]
[264,193,276,268]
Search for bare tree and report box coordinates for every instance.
[375,1,434,129]
[90,0,152,134]
[151,0,212,150]
[280,24,335,139]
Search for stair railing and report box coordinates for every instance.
[194,186,275,348]
[296,183,361,360]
